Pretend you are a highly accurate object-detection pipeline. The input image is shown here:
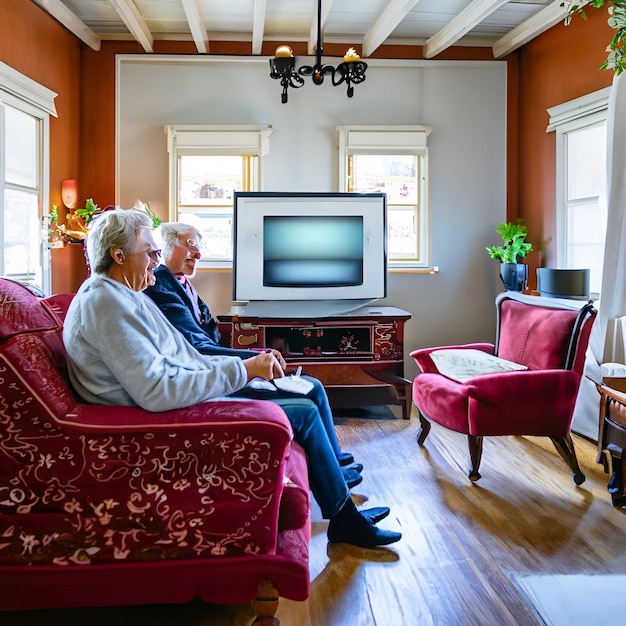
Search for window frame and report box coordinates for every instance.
[548,87,610,297]
[0,62,56,295]
[165,125,272,269]
[337,125,432,271]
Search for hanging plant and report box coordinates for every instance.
[563,1,626,74]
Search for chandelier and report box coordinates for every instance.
[269,0,367,104]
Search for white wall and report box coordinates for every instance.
[117,55,507,381]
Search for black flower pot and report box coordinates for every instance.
[500,263,528,292]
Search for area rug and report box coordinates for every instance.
[515,573,626,625]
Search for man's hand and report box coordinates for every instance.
[268,348,287,370]
[243,351,285,381]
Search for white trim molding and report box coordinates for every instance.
[547,86,611,133]
[0,62,58,118]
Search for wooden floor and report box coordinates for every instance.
[2,410,626,625]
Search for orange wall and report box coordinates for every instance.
[512,8,614,287]
[0,0,84,293]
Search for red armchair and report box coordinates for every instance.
[0,278,310,620]
[410,292,596,484]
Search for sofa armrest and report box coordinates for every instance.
[58,397,293,433]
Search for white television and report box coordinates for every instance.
[232,192,387,318]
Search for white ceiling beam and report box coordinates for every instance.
[308,0,335,54]
[362,0,421,58]
[492,0,588,59]
[108,0,153,53]
[252,0,267,55]
[33,0,101,51]
[181,0,209,54]
[424,0,509,59]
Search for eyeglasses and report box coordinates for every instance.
[127,248,161,262]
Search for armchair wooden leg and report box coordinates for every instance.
[416,411,431,446]
[251,579,280,625]
[467,435,483,482]
[550,434,586,485]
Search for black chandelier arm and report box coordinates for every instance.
[333,61,368,86]
[269,57,306,103]
[333,60,367,97]
[298,63,335,85]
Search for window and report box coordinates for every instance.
[0,62,56,294]
[165,125,272,268]
[548,88,610,296]
[338,125,431,270]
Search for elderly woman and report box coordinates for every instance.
[145,221,362,488]
[63,208,401,548]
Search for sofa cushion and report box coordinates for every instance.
[0,278,59,340]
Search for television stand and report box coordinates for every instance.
[219,306,412,419]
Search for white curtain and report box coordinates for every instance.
[572,71,626,439]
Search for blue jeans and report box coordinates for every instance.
[231,376,349,518]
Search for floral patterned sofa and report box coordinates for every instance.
[0,277,310,619]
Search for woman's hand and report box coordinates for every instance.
[243,351,285,381]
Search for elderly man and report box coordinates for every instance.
[145,222,369,490]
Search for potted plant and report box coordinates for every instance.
[486,221,533,291]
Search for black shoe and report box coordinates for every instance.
[338,451,355,467]
[342,468,363,489]
[361,506,390,524]
[343,462,363,474]
[328,501,401,547]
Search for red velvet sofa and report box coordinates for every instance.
[0,278,310,618]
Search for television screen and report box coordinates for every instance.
[263,216,364,288]
[232,192,387,317]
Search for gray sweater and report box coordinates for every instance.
[63,275,247,412]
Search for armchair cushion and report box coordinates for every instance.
[430,348,527,383]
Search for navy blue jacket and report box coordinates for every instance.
[145,265,257,359]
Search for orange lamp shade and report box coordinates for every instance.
[61,179,78,209]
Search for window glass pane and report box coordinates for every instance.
[350,154,421,263]
[567,201,606,245]
[178,210,233,261]
[566,199,606,294]
[388,207,418,260]
[3,188,41,284]
[351,155,418,203]
[567,124,606,201]
[4,106,38,187]
[179,155,243,205]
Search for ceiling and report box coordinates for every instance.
[33,0,580,60]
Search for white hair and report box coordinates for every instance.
[159,222,203,259]
[86,208,152,275]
